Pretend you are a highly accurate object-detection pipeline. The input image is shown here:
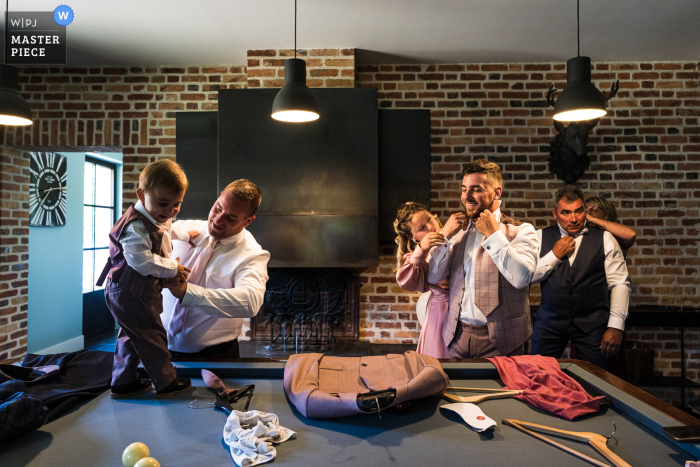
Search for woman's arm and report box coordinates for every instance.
[396,248,430,293]
[586,214,637,250]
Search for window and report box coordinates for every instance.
[83,157,117,293]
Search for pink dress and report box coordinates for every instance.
[396,247,450,359]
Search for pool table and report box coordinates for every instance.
[2,359,699,466]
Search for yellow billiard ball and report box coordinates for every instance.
[122,442,149,467]
[134,458,160,467]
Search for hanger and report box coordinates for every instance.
[441,387,523,404]
[189,384,256,415]
[503,419,630,467]
[446,386,522,393]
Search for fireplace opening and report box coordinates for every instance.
[250,268,361,354]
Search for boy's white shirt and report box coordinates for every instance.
[117,200,190,278]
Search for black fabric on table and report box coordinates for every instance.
[0,380,48,444]
[0,349,113,442]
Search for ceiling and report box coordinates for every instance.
[6,0,700,66]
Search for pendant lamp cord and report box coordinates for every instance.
[5,0,8,64]
[576,0,580,57]
[294,0,297,59]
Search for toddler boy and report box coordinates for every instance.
[97,159,198,398]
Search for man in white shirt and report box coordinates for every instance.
[427,159,539,358]
[161,179,270,359]
[531,185,630,369]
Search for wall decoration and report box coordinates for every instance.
[29,152,67,226]
[547,119,598,185]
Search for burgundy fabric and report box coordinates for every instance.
[96,204,164,286]
[486,355,606,421]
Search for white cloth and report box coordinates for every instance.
[427,208,539,325]
[440,403,497,432]
[223,410,296,467]
[532,222,631,331]
[161,219,270,353]
[117,200,190,278]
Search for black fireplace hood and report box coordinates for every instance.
[175,88,430,268]
[180,88,379,268]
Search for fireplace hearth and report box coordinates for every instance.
[250,268,361,354]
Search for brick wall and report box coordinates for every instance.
[354,61,699,407]
[0,48,353,358]
[3,65,248,207]
[0,146,29,362]
[246,48,355,88]
[0,57,697,407]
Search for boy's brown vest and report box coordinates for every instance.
[96,204,164,286]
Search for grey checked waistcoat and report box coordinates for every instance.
[442,222,532,355]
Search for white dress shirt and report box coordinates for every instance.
[427,208,539,325]
[118,200,190,279]
[161,220,270,353]
[532,222,631,331]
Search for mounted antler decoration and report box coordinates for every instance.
[548,118,598,185]
[543,0,623,183]
[601,80,620,102]
[545,81,619,184]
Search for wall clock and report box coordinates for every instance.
[29,152,67,227]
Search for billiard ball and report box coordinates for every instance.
[134,458,160,467]
[122,442,149,467]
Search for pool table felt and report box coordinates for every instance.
[1,362,698,467]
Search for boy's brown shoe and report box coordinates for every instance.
[111,378,153,399]
[155,376,192,399]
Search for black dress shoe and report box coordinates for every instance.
[156,375,192,399]
[111,378,153,399]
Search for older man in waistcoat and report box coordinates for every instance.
[427,159,539,358]
[531,185,630,369]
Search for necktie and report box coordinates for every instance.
[168,236,217,336]
[474,220,499,316]
[561,227,588,262]
[559,226,588,238]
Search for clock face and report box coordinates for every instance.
[29,152,67,227]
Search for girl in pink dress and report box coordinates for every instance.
[394,202,450,359]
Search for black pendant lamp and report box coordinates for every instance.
[0,0,32,126]
[547,0,618,122]
[0,65,32,125]
[271,0,319,123]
